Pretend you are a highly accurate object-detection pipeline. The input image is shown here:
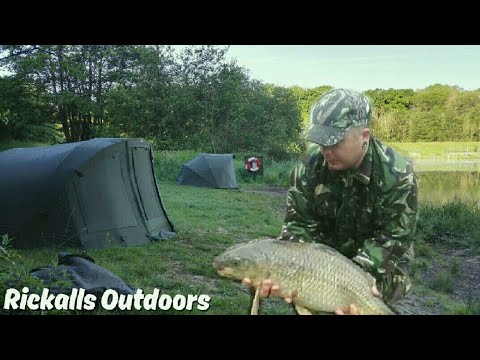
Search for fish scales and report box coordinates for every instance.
[212,237,394,315]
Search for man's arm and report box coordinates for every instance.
[353,171,418,303]
[278,149,325,243]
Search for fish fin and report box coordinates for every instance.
[295,305,313,315]
[274,239,343,257]
[250,287,261,315]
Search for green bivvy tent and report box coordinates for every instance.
[176,153,238,189]
[0,138,176,249]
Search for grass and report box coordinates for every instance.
[415,198,480,250]
[449,297,480,315]
[388,141,480,159]
[428,270,455,293]
[0,181,291,315]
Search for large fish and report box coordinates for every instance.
[212,237,395,315]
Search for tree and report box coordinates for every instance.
[0,45,148,142]
[0,74,55,141]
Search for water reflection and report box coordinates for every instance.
[415,159,480,206]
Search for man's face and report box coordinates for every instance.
[320,128,369,171]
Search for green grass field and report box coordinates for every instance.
[388,142,480,159]
[0,181,294,315]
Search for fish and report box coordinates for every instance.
[212,237,395,315]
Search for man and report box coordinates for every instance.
[243,88,418,314]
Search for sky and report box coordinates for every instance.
[222,45,480,92]
[2,45,478,92]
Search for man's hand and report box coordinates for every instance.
[241,278,296,303]
[334,285,381,315]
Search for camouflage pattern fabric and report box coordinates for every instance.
[279,137,418,303]
[306,88,372,146]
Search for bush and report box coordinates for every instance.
[416,198,480,249]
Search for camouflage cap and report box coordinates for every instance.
[306,88,372,146]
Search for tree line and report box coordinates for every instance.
[1,45,479,160]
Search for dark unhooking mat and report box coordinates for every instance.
[29,252,136,295]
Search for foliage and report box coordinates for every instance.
[449,296,480,315]
[365,88,414,114]
[289,85,333,129]
[0,75,57,142]
[2,45,480,157]
[0,234,65,315]
[415,198,480,249]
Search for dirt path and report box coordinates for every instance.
[244,186,289,197]
[395,248,480,315]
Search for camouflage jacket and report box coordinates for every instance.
[279,137,418,303]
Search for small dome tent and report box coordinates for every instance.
[176,153,238,189]
[0,138,176,249]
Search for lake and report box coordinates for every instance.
[413,159,480,206]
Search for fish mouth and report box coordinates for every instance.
[213,264,232,276]
[212,259,224,271]
[217,269,227,276]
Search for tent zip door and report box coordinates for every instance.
[130,145,171,237]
